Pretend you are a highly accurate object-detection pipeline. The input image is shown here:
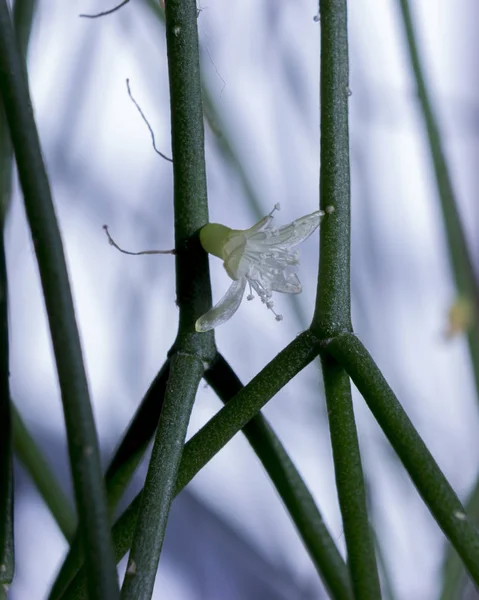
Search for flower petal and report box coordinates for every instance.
[249,210,323,250]
[195,277,247,332]
[270,271,302,294]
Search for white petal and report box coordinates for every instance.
[249,210,323,249]
[244,214,274,236]
[195,277,247,332]
[270,272,302,294]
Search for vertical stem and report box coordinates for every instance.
[205,355,353,600]
[311,1,352,339]
[121,0,215,598]
[327,333,479,587]
[0,207,13,586]
[121,354,204,600]
[322,354,381,599]
[49,362,171,600]
[396,0,479,393]
[0,3,118,598]
[311,1,381,597]
[0,0,36,584]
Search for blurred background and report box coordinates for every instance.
[4,0,479,598]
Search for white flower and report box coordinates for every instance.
[196,205,324,332]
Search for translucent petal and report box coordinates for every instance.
[195,277,247,332]
[223,234,248,279]
[244,214,274,236]
[270,272,302,294]
[249,210,322,250]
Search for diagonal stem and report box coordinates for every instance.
[327,332,479,586]
[0,3,118,598]
[49,362,171,600]
[205,354,353,600]
[59,332,321,599]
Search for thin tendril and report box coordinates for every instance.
[79,0,131,19]
[103,225,175,256]
[126,79,173,163]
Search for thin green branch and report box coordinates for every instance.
[49,361,171,600]
[311,2,381,597]
[12,0,36,59]
[144,0,310,331]
[397,2,479,591]
[205,354,353,600]
[103,362,170,512]
[311,1,353,339]
[0,217,13,585]
[396,0,479,393]
[327,332,479,586]
[121,354,203,599]
[0,3,118,598]
[176,331,318,492]
[321,354,381,599]
[12,403,77,542]
[59,331,319,599]
[440,477,479,599]
[120,0,215,597]
[0,0,36,582]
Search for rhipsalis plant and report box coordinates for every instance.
[0,1,478,600]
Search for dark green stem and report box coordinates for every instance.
[310,2,381,597]
[12,403,77,542]
[0,3,118,598]
[440,478,479,599]
[176,332,317,492]
[0,210,13,585]
[311,0,353,339]
[205,354,353,600]
[49,362,171,600]
[120,0,215,597]
[121,354,203,599]
[396,0,479,393]
[59,332,319,600]
[0,0,36,583]
[327,333,479,586]
[322,354,381,599]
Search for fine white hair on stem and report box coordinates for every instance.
[126,79,173,163]
[103,225,175,256]
[79,0,131,19]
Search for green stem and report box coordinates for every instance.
[396,0,479,393]
[59,332,319,599]
[311,1,353,339]
[0,3,118,598]
[322,354,381,599]
[176,331,318,492]
[0,222,13,585]
[205,354,353,600]
[327,333,479,586]
[311,2,381,597]
[121,354,203,599]
[12,0,36,59]
[0,0,36,583]
[121,0,215,597]
[12,403,77,542]
[49,362,171,600]
[440,477,479,599]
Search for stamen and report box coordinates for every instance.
[246,282,254,301]
[268,203,281,218]
[103,225,175,256]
